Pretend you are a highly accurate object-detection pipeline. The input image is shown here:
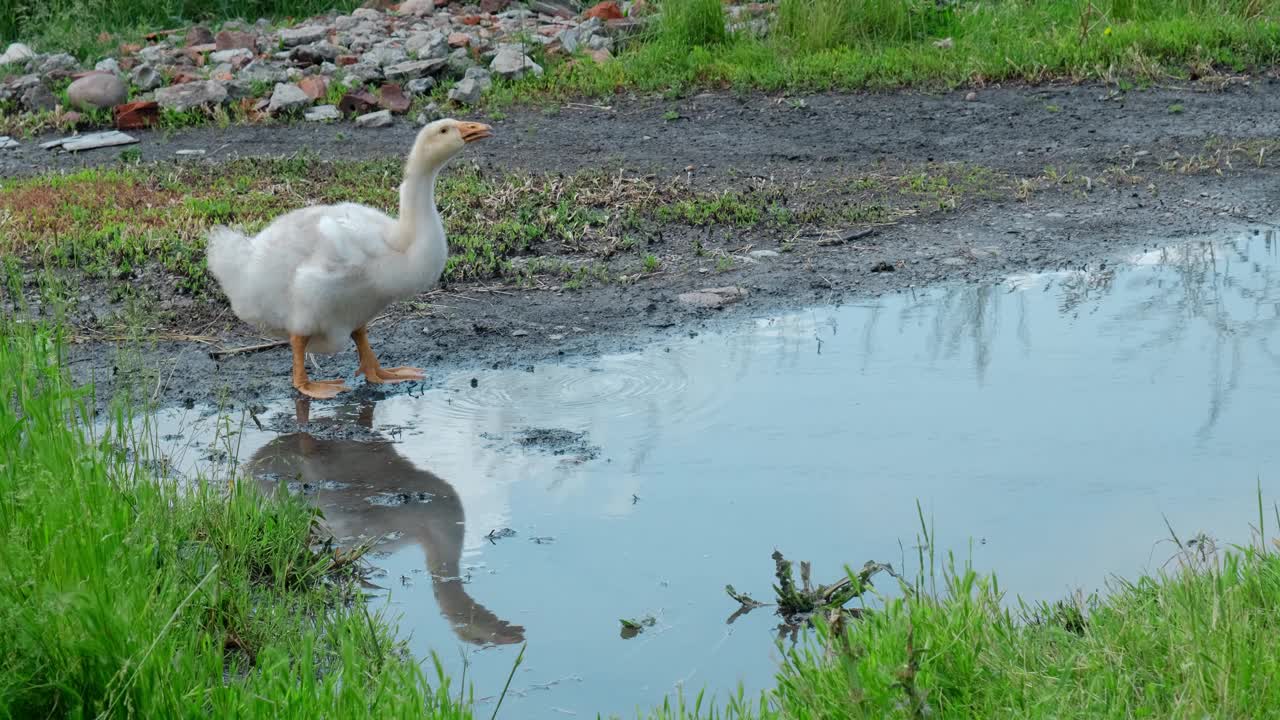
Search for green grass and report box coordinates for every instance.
[488,0,1280,103]
[0,320,473,718]
[642,504,1280,718]
[0,0,361,57]
[1,157,912,302]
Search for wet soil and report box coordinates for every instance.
[18,81,1280,408]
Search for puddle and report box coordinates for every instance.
[140,229,1280,718]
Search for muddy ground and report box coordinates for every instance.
[15,81,1280,409]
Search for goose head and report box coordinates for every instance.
[407,118,492,174]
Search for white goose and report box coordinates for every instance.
[206,118,492,398]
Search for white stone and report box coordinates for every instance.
[267,82,312,114]
[305,104,341,121]
[355,109,393,127]
[0,43,35,66]
[489,45,542,80]
[155,80,228,111]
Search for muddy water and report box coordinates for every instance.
[147,230,1280,718]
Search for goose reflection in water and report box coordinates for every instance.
[247,397,525,647]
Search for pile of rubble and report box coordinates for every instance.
[0,0,650,133]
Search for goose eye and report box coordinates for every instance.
[440,128,447,134]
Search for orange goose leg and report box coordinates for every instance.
[352,326,425,384]
[290,334,350,399]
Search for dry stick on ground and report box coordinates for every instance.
[208,339,289,360]
[816,227,878,247]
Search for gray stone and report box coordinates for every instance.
[37,52,79,76]
[355,109,393,127]
[267,82,312,114]
[489,45,542,80]
[0,136,18,149]
[280,25,328,48]
[0,43,35,66]
[365,43,409,67]
[224,79,254,100]
[137,44,173,64]
[155,80,227,111]
[94,58,121,74]
[399,0,434,15]
[445,47,476,78]
[130,63,162,91]
[447,77,485,105]
[345,61,384,83]
[407,30,449,59]
[210,48,253,64]
[239,60,288,84]
[59,130,138,152]
[334,15,361,31]
[20,84,55,112]
[406,77,436,95]
[66,73,127,110]
[352,7,383,20]
[677,286,747,309]
[464,66,492,85]
[289,42,340,65]
[384,58,445,81]
[305,104,341,121]
[587,34,613,51]
[748,250,780,260]
[415,101,441,124]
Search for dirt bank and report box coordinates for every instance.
[20,82,1278,409]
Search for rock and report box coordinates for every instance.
[415,101,442,123]
[268,82,312,114]
[137,44,172,64]
[47,130,138,152]
[38,53,79,76]
[345,61,384,83]
[587,47,612,63]
[155,80,227,111]
[964,91,977,101]
[239,60,288,84]
[94,58,121,74]
[224,79,254,100]
[215,30,258,52]
[447,77,485,104]
[280,26,328,48]
[933,36,953,49]
[678,286,747,309]
[0,43,35,66]
[338,88,379,115]
[407,30,449,59]
[211,48,254,64]
[748,250,780,260]
[481,0,510,12]
[869,261,895,272]
[355,109,393,127]
[20,84,56,112]
[399,0,435,15]
[186,26,215,46]
[66,73,127,110]
[0,136,18,149]
[585,1,624,20]
[365,43,409,67]
[130,63,162,91]
[290,42,340,65]
[378,83,411,113]
[304,104,341,121]
[385,58,446,81]
[531,0,575,18]
[465,66,493,85]
[114,100,159,129]
[298,75,329,100]
[406,76,436,95]
[448,32,471,48]
[558,21,598,53]
[489,45,543,79]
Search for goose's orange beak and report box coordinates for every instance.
[460,122,492,143]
